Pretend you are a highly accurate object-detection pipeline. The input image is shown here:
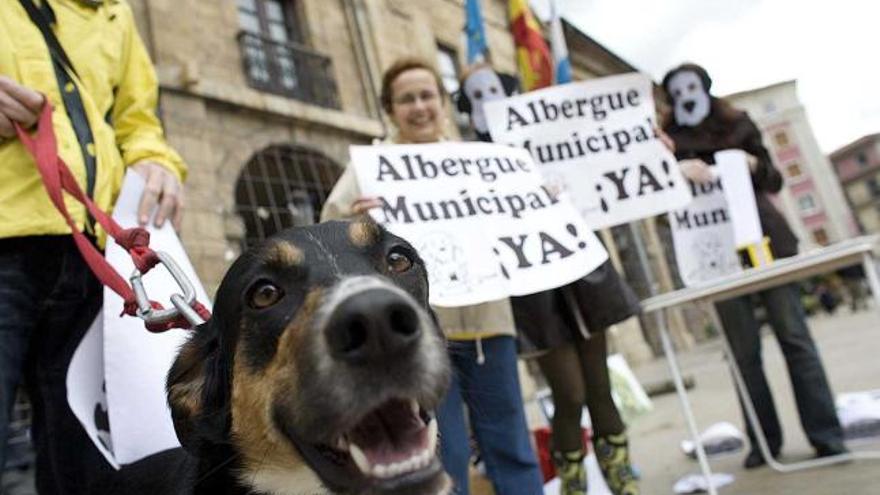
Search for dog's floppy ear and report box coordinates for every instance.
[167,321,228,452]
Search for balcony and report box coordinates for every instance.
[237,31,340,110]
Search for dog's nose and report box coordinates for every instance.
[325,289,422,364]
[683,100,696,113]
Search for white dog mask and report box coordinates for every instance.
[667,70,711,127]
[462,67,506,135]
[457,67,518,140]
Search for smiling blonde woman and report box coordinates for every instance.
[321,57,544,495]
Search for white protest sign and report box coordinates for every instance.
[669,174,742,287]
[715,149,763,246]
[67,316,118,468]
[350,142,608,307]
[668,150,765,287]
[68,171,211,466]
[485,73,692,228]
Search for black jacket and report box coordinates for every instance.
[665,111,799,259]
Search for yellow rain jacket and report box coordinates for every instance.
[0,0,187,244]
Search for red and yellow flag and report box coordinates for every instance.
[509,0,553,91]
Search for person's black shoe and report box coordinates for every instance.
[815,443,849,458]
[743,448,779,469]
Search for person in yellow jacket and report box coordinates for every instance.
[321,57,544,495]
[0,1,186,491]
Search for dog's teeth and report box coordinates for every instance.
[409,399,419,416]
[436,480,454,495]
[374,463,389,478]
[349,443,371,475]
[427,417,438,453]
[417,447,432,468]
[335,437,349,451]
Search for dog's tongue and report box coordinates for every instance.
[349,399,428,467]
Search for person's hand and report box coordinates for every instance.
[132,161,184,230]
[655,127,676,154]
[0,76,44,139]
[679,158,714,184]
[351,197,382,216]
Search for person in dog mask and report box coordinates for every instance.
[662,63,847,469]
[321,58,544,495]
[454,64,519,142]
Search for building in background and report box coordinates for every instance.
[726,81,858,248]
[829,133,880,233]
[125,0,711,362]
[128,0,517,292]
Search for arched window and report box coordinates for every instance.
[235,144,343,248]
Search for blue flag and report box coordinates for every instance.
[550,0,571,84]
[465,0,489,63]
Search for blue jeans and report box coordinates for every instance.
[0,236,112,493]
[437,336,543,495]
[715,283,844,452]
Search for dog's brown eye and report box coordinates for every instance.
[387,249,413,273]
[250,282,283,309]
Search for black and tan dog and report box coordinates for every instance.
[115,218,452,494]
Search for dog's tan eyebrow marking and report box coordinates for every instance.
[348,218,381,248]
[263,241,304,268]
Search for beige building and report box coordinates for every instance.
[726,81,858,248]
[127,0,702,362]
[829,133,880,233]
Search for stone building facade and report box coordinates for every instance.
[126,0,704,361]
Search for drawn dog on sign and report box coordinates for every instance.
[94,381,113,454]
[687,233,737,282]
[415,232,470,297]
[105,218,451,495]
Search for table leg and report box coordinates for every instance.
[862,253,880,315]
[705,303,870,472]
[653,309,718,495]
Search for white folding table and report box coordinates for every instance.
[640,235,880,494]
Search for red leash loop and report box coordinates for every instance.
[14,103,209,330]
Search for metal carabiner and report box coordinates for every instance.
[130,251,205,327]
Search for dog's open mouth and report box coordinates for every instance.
[318,398,439,484]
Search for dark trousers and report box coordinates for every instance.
[436,336,544,495]
[0,236,113,494]
[715,283,844,452]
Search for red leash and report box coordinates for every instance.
[14,103,210,331]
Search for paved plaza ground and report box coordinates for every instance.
[628,305,880,495]
[3,306,879,494]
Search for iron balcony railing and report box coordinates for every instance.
[237,31,340,110]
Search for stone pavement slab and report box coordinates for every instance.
[628,307,880,495]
